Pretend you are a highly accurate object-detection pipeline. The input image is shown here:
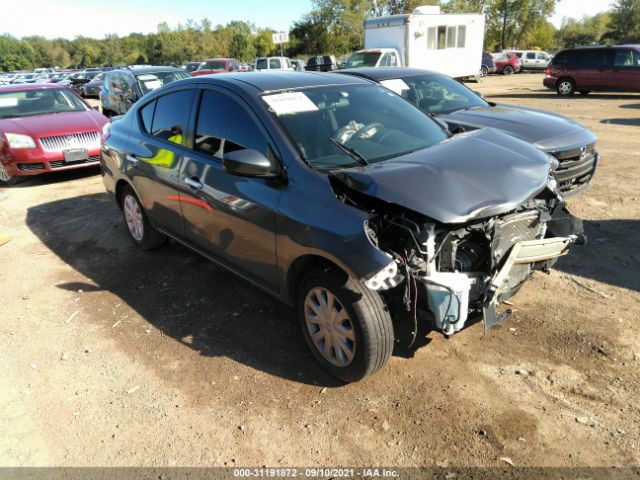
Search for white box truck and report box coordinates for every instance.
[344,5,485,80]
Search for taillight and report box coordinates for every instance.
[545,68,551,76]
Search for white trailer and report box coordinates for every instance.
[349,5,485,79]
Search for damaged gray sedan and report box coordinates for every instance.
[102,73,584,382]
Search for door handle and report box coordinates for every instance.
[184,177,203,190]
[126,154,139,165]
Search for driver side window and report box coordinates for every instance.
[194,90,268,160]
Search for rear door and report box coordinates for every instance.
[178,87,281,289]
[523,51,536,69]
[127,88,196,236]
[572,49,610,90]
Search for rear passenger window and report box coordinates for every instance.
[526,52,536,59]
[139,101,156,133]
[150,90,194,145]
[194,90,267,159]
[575,50,609,67]
[269,58,281,69]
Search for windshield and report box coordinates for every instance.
[379,73,489,114]
[0,88,87,119]
[344,52,382,68]
[263,84,448,171]
[136,71,190,95]
[200,60,227,71]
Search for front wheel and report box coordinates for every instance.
[0,163,19,186]
[557,78,576,96]
[480,65,488,77]
[297,269,394,382]
[503,65,514,75]
[120,186,166,250]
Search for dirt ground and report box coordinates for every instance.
[1,73,639,470]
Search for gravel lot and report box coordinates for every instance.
[1,73,639,469]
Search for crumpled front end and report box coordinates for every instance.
[335,178,584,336]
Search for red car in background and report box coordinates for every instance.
[0,84,108,185]
[191,58,241,76]
[492,52,521,75]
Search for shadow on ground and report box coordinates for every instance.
[555,219,640,293]
[26,192,434,386]
[601,118,640,127]
[2,167,101,189]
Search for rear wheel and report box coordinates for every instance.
[557,78,576,96]
[480,65,489,77]
[297,269,394,382]
[0,163,19,186]
[120,186,166,250]
[503,65,514,75]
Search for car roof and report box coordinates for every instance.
[118,66,184,74]
[203,58,234,61]
[565,45,640,51]
[336,67,441,81]
[0,83,64,93]
[177,71,371,93]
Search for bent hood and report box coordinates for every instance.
[440,104,597,152]
[329,128,552,224]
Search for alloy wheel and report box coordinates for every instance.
[0,163,11,182]
[123,194,144,241]
[558,81,573,95]
[304,287,356,367]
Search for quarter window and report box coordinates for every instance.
[149,90,194,146]
[194,90,268,159]
[139,101,156,133]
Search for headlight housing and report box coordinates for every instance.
[5,133,36,149]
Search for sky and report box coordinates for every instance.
[1,0,611,40]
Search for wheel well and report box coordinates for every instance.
[556,76,575,87]
[115,179,132,209]
[286,255,348,302]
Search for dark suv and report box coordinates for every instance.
[100,66,190,116]
[101,72,582,382]
[544,45,640,95]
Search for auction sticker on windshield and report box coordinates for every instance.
[380,79,410,96]
[137,74,162,91]
[263,92,318,116]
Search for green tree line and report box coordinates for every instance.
[1,0,639,71]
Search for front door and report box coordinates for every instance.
[178,88,281,289]
[611,48,640,92]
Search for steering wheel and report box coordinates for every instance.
[353,122,385,141]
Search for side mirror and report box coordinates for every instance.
[222,149,278,178]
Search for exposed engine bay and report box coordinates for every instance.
[330,175,585,337]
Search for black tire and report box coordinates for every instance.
[297,268,394,382]
[503,65,514,75]
[556,78,576,96]
[480,65,489,77]
[0,163,20,186]
[578,90,591,95]
[119,185,166,250]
